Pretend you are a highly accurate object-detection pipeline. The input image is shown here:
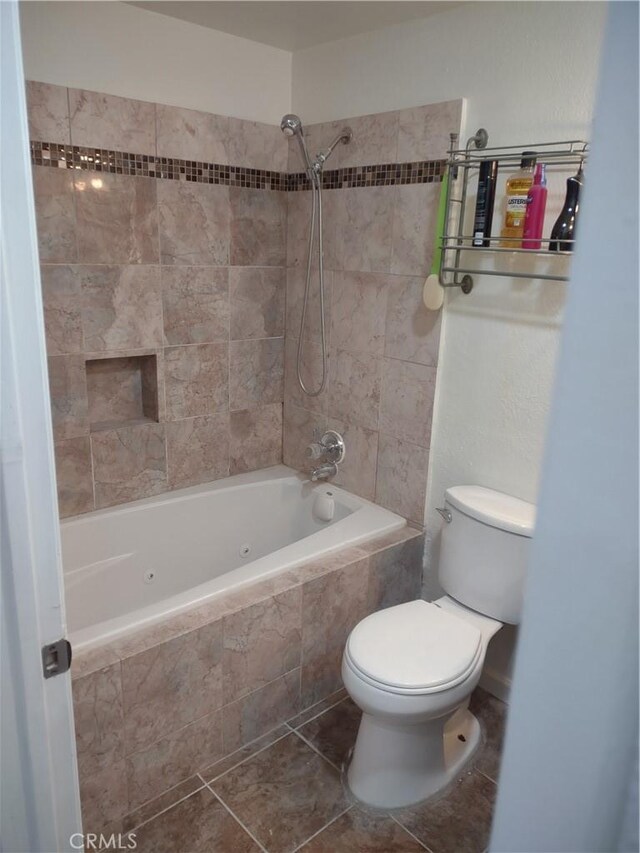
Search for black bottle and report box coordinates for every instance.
[549,164,584,252]
[472,160,499,247]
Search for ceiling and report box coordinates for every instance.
[127,1,460,51]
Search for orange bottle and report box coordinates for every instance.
[501,152,537,248]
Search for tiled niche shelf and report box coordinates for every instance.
[86,353,160,433]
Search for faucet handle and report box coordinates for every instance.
[306,442,324,461]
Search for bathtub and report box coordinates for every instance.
[62,465,405,651]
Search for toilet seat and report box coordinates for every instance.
[345,600,483,696]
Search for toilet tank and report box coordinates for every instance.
[438,486,535,624]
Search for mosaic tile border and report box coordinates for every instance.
[30,141,446,191]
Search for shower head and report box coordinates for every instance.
[280,114,304,138]
[281,114,314,174]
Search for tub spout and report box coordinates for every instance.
[311,462,338,482]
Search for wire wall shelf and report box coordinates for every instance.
[440,129,588,293]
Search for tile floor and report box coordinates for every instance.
[114,687,506,853]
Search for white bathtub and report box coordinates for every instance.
[62,465,405,651]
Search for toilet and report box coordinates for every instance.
[342,485,535,809]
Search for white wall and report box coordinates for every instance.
[293,1,606,697]
[19,1,291,124]
[491,3,638,847]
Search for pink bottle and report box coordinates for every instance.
[522,163,547,249]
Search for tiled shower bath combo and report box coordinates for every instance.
[25,83,508,847]
[29,82,460,522]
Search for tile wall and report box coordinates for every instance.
[28,81,462,522]
[283,100,463,524]
[29,83,287,516]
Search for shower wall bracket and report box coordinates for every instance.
[439,129,589,294]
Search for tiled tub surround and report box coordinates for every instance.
[29,82,289,517]
[283,100,463,525]
[70,526,424,835]
[28,81,461,522]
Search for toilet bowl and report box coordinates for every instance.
[342,597,501,808]
[342,485,535,809]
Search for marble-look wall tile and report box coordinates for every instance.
[156,104,228,163]
[121,621,223,752]
[230,189,286,266]
[331,272,388,355]
[158,181,229,266]
[397,99,463,162]
[40,265,83,355]
[222,669,300,753]
[73,663,125,777]
[161,267,229,345]
[379,358,437,447]
[301,560,370,706]
[47,354,89,440]
[368,535,424,612]
[286,190,313,268]
[79,760,129,831]
[329,349,381,431]
[284,336,330,414]
[164,343,229,420]
[229,338,284,410]
[166,413,230,489]
[26,81,70,143]
[223,588,301,703]
[75,174,158,264]
[126,710,223,810]
[327,418,378,502]
[91,423,167,508]
[69,89,155,152]
[384,276,442,366]
[282,403,327,473]
[332,187,394,273]
[80,265,163,351]
[314,111,399,170]
[227,117,287,172]
[391,183,441,277]
[375,434,429,524]
[33,168,77,263]
[229,404,282,475]
[54,436,94,517]
[229,267,285,340]
[286,267,333,345]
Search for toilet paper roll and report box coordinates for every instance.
[423,274,445,311]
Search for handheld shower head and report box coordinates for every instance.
[281,114,314,174]
[280,114,304,137]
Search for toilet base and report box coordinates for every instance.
[346,706,481,809]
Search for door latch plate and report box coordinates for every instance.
[41,639,72,678]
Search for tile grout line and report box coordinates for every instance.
[204,781,269,853]
[204,727,292,784]
[290,804,353,853]
[287,724,342,774]
[389,814,435,852]
[124,779,207,833]
[286,694,348,731]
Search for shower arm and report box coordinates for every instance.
[314,127,353,169]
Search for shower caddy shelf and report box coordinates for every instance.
[440,129,589,294]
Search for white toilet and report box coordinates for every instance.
[342,485,535,809]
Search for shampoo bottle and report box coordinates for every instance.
[472,160,499,247]
[522,163,548,249]
[501,151,537,248]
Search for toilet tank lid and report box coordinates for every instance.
[445,486,535,537]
